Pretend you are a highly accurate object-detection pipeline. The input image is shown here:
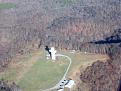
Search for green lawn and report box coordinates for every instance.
[0,50,107,91]
[18,57,68,91]
[0,3,16,9]
[0,54,32,83]
[0,51,69,91]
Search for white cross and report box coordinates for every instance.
[49,47,56,60]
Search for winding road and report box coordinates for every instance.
[41,54,72,91]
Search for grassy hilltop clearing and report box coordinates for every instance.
[0,0,121,91]
[0,49,108,91]
[0,3,16,9]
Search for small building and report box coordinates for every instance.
[57,88,64,91]
[65,80,75,89]
[70,50,76,54]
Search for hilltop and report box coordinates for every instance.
[0,0,121,91]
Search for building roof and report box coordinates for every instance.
[57,88,64,91]
[65,80,75,88]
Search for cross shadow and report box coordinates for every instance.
[45,46,51,57]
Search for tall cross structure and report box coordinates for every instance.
[49,47,57,60]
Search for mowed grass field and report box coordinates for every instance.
[0,49,108,91]
[18,56,69,91]
[0,3,16,9]
[0,50,69,91]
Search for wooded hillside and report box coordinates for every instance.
[0,1,121,90]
